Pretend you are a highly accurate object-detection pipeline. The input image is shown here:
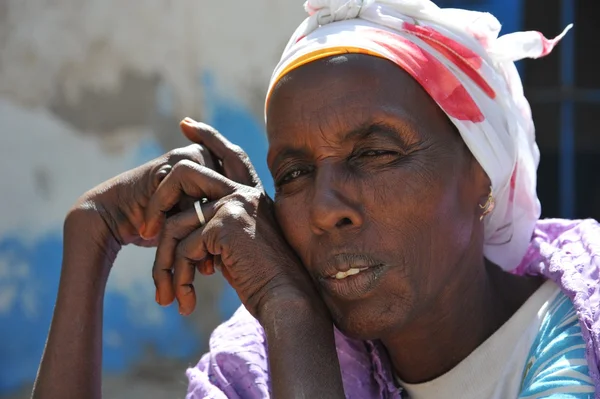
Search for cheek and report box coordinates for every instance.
[368,151,470,271]
[400,151,475,289]
[274,198,311,260]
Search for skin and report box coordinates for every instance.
[32,124,344,399]
[266,54,544,383]
[32,53,543,398]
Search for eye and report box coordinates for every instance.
[285,169,304,181]
[276,166,312,188]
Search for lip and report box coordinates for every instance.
[316,253,387,300]
[319,264,387,300]
[319,253,383,278]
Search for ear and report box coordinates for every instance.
[469,156,492,213]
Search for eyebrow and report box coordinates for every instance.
[268,147,310,171]
[268,121,410,171]
[344,121,409,144]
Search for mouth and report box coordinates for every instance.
[328,266,375,280]
[317,253,387,300]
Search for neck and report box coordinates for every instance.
[381,259,544,384]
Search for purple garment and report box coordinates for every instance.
[186,219,600,398]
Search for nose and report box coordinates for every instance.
[309,164,364,235]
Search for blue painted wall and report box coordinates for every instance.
[0,87,270,396]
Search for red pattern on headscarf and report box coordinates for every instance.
[366,28,485,122]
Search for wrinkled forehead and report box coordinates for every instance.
[265,19,403,115]
[265,53,453,152]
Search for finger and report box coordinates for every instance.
[197,256,215,276]
[144,143,210,202]
[180,118,261,187]
[153,201,219,305]
[136,163,172,238]
[173,254,196,315]
[166,143,217,172]
[138,144,211,237]
[213,255,223,272]
[163,144,216,218]
[143,160,236,239]
[173,227,209,315]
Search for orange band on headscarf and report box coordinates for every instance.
[265,46,385,108]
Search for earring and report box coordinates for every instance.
[479,186,495,221]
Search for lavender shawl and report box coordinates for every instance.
[186,219,600,398]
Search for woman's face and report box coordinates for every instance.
[266,54,487,340]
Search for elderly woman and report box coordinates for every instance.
[32,1,599,398]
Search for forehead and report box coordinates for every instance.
[265,54,450,153]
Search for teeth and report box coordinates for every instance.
[334,268,362,280]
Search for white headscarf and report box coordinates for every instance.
[265,0,571,271]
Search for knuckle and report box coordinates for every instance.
[177,285,194,296]
[220,202,252,228]
[231,187,261,207]
[219,232,234,249]
[151,268,165,285]
[165,148,185,163]
[175,237,202,261]
[175,241,190,259]
[228,191,249,204]
[169,160,198,183]
[203,123,222,137]
[163,216,179,234]
[228,144,248,159]
[167,145,207,166]
[171,158,196,173]
[184,143,206,159]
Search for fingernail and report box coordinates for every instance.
[181,117,196,126]
[155,291,160,305]
[139,223,149,240]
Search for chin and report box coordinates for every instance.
[327,296,414,341]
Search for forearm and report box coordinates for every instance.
[32,211,119,399]
[259,293,345,399]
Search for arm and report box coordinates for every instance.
[31,141,216,399]
[32,210,118,399]
[186,295,345,399]
[259,294,345,399]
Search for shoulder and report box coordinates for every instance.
[186,306,271,399]
[519,291,595,398]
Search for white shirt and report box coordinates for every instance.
[397,280,561,399]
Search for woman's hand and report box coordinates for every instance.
[66,140,216,254]
[65,117,262,254]
[143,119,313,318]
[33,118,344,399]
[34,122,227,399]
[144,120,345,399]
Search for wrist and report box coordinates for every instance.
[256,284,331,326]
[64,206,122,269]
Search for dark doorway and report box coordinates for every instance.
[523,0,600,220]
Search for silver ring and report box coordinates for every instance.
[194,200,206,226]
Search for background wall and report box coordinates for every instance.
[0,1,303,398]
[1,0,594,398]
